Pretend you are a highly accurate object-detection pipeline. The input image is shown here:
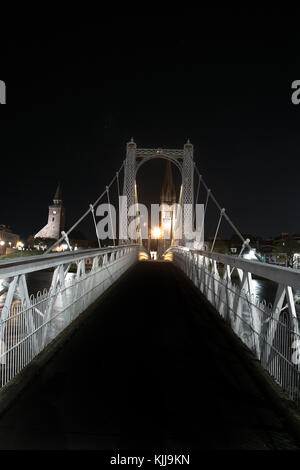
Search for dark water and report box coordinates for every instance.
[26,271,55,295]
[0,271,75,314]
[250,278,278,305]
[232,276,300,317]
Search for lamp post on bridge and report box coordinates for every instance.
[151,227,162,260]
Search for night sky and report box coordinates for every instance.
[1,9,300,242]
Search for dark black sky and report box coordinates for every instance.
[1,9,300,241]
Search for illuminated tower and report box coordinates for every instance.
[35,185,66,240]
[160,161,176,252]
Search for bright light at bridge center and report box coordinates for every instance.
[152,227,162,239]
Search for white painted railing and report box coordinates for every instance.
[170,247,300,405]
[0,245,142,387]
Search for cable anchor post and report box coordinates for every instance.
[61,231,72,251]
[230,238,251,276]
[242,238,251,253]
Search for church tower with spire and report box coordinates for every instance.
[34,184,66,240]
[160,161,177,249]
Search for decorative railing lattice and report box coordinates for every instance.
[0,245,142,387]
[170,247,300,406]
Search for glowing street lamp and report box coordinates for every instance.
[151,227,162,259]
[0,241,5,247]
[152,227,162,239]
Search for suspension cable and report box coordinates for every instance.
[106,186,116,247]
[116,169,121,245]
[44,154,254,259]
[116,170,120,199]
[90,204,101,249]
[134,181,142,245]
[173,185,183,245]
[44,161,124,254]
[211,208,226,253]
[194,164,253,251]
[198,188,211,247]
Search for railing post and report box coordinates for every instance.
[261,284,286,365]
[42,266,60,347]
[0,276,19,343]
[224,264,233,324]
[19,274,39,356]
[246,271,261,358]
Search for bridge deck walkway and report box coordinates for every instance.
[0,261,299,450]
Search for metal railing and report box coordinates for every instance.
[0,245,142,387]
[170,247,300,406]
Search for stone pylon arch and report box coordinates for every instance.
[121,139,194,246]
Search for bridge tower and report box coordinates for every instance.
[121,138,137,243]
[182,140,194,247]
[121,139,196,248]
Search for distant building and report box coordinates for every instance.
[0,225,21,255]
[272,233,300,268]
[226,232,300,268]
[34,185,66,241]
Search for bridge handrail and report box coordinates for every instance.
[0,244,143,388]
[169,246,300,406]
[0,245,143,278]
[171,248,300,291]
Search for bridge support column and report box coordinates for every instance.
[121,138,136,243]
[182,140,194,247]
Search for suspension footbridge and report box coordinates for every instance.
[0,140,300,450]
